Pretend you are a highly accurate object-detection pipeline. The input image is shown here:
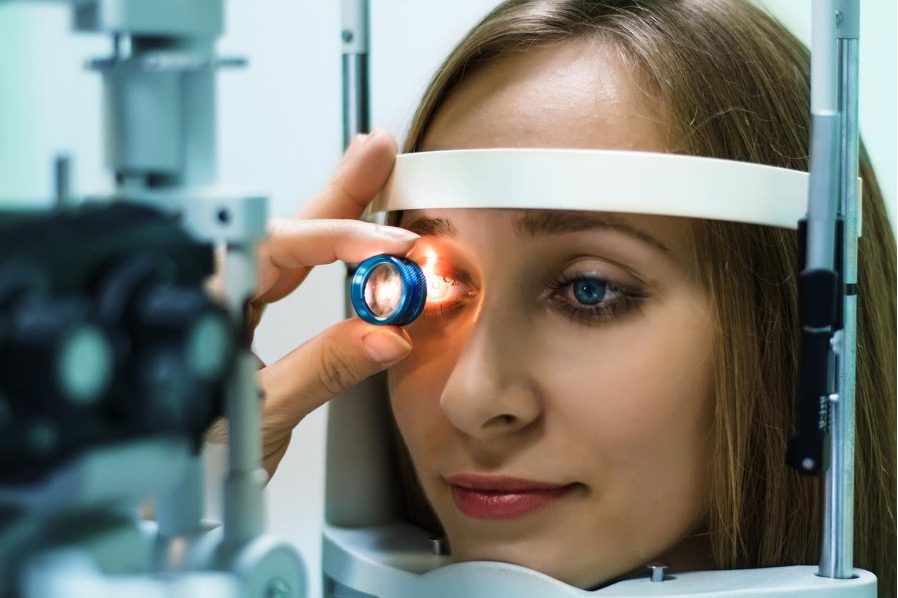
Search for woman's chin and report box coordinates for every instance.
[447,540,616,590]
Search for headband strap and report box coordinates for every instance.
[373,149,817,229]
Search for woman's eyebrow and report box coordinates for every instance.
[514,211,672,255]
[400,212,672,256]
[401,217,458,237]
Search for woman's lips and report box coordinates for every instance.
[446,474,578,520]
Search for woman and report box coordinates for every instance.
[247,0,896,593]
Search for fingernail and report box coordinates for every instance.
[351,133,369,148]
[363,331,412,365]
[380,226,420,241]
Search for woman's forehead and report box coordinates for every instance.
[420,39,670,153]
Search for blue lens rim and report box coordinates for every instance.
[351,255,427,327]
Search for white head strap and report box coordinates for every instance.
[372,149,811,229]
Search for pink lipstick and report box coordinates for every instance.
[446,474,577,520]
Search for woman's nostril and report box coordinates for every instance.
[487,414,517,427]
[439,375,544,438]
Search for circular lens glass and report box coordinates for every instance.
[57,324,113,405]
[364,262,404,319]
[351,255,427,326]
[186,313,231,381]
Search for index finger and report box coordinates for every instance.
[254,218,418,303]
[262,218,418,271]
[298,128,398,220]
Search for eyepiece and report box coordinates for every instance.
[351,255,426,326]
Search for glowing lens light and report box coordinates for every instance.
[351,255,427,326]
[422,253,454,303]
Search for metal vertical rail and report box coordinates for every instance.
[821,0,861,579]
[341,0,377,323]
[222,241,267,546]
[341,0,370,150]
[806,1,840,277]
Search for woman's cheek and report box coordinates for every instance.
[395,308,477,394]
[388,345,450,445]
[531,289,714,447]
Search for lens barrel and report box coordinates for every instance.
[351,255,426,326]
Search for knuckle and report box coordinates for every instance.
[329,178,367,209]
[316,343,362,397]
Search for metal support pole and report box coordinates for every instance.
[219,208,269,546]
[821,0,860,579]
[53,154,72,208]
[222,348,268,546]
[341,0,370,149]
[156,456,205,539]
[806,2,840,274]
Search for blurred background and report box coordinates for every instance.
[0,1,894,596]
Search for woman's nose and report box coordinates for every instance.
[438,313,542,440]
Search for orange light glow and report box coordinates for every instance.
[420,249,455,303]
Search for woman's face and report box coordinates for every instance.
[387,40,716,588]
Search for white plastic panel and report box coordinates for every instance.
[323,523,876,598]
[374,149,811,229]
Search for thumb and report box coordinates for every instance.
[258,318,412,434]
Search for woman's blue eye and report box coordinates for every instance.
[572,278,606,306]
[547,273,646,327]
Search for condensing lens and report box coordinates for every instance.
[351,255,427,326]
[364,263,403,319]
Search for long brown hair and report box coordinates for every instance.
[396,0,896,594]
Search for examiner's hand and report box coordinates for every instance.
[251,130,417,477]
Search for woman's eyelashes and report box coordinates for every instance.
[545,274,648,326]
[420,259,476,317]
